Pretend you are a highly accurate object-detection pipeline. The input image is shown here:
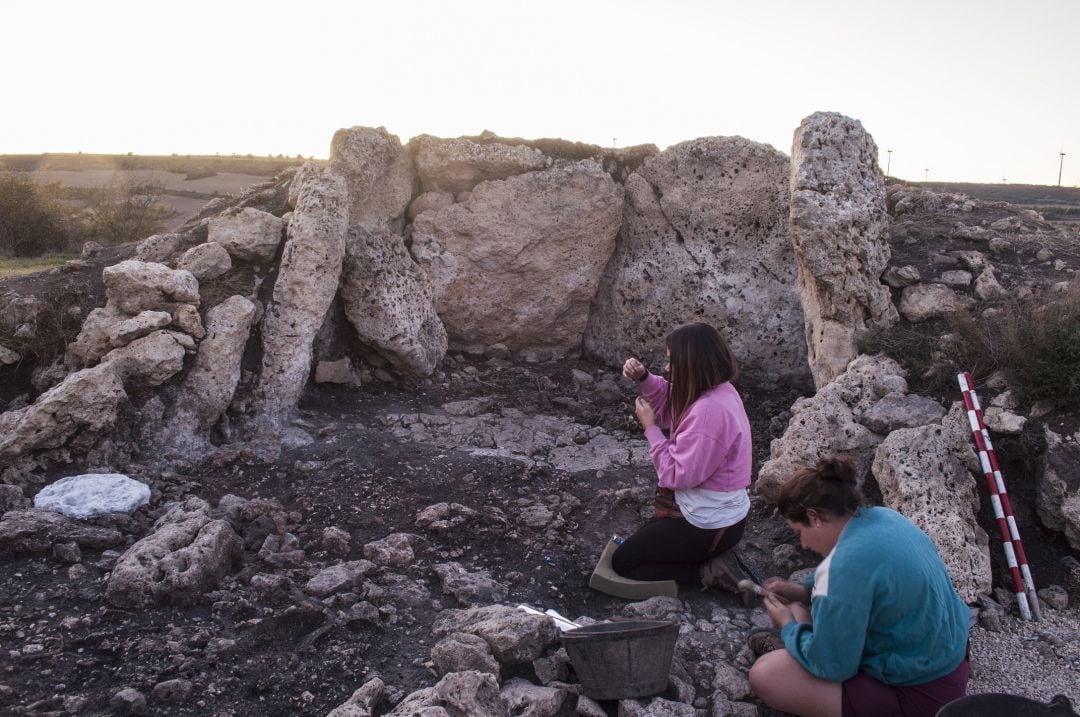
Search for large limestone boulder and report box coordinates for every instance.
[1036,426,1080,551]
[756,354,907,501]
[167,296,257,451]
[583,137,804,378]
[103,261,199,314]
[789,112,898,387]
[253,167,349,427]
[432,605,559,665]
[340,225,447,376]
[329,127,415,230]
[871,403,991,602]
[0,509,124,553]
[413,135,549,195]
[67,307,172,366]
[101,330,188,386]
[177,242,232,281]
[326,677,385,717]
[898,283,973,322]
[412,160,623,352]
[389,671,505,717]
[329,128,447,376]
[0,363,126,464]
[207,207,285,263]
[106,497,243,608]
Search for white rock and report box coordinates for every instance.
[983,407,1026,435]
[208,208,285,263]
[176,242,232,281]
[898,284,972,322]
[103,261,200,315]
[34,474,150,519]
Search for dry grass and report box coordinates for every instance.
[0,254,73,279]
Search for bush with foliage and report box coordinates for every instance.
[0,175,75,257]
[860,287,1080,408]
[80,175,176,246]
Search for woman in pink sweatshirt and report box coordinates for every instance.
[612,322,753,590]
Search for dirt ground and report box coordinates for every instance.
[2,348,1077,716]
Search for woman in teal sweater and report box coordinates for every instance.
[748,457,970,717]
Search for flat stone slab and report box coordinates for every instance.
[588,539,678,599]
[34,473,151,519]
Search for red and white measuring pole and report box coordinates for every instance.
[957,372,1041,621]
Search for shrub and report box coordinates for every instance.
[80,175,176,246]
[0,283,93,361]
[0,175,75,257]
[862,287,1080,408]
[1000,289,1080,405]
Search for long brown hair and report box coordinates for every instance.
[778,457,862,524]
[666,322,738,429]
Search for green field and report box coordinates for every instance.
[0,254,74,278]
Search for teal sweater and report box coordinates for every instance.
[780,507,969,685]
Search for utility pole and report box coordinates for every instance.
[1059,153,1067,187]
[886,149,892,177]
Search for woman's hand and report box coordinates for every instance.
[763,592,797,629]
[634,396,656,429]
[622,357,646,381]
[763,577,810,605]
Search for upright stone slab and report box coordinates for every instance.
[583,137,805,379]
[253,167,348,427]
[789,112,898,387]
[168,296,257,451]
[330,128,448,376]
[411,159,623,353]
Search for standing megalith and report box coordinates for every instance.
[789,112,898,387]
[253,166,349,428]
[583,137,805,379]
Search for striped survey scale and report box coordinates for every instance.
[957,372,1041,621]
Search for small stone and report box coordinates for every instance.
[1037,585,1069,610]
[53,541,81,563]
[110,687,147,715]
[322,526,352,556]
[152,678,194,703]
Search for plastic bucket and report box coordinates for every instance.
[937,693,1078,717]
[560,620,678,700]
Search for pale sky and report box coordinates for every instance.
[3,0,1078,185]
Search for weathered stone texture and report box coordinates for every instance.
[253,167,349,426]
[789,112,897,387]
[871,403,991,602]
[583,137,804,379]
[412,160,623,352]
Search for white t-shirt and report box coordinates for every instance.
[675,487,750,530]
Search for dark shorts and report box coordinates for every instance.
[841,657,970,717]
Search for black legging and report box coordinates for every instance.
[611,516,746,584]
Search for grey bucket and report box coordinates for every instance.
[937,693,1078,717]
[560,620,678,700]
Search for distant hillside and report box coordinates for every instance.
[0,152,311,177]
[915,181,1080,225]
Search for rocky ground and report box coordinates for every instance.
[2,352,1078,717]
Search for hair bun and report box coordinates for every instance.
[817,456,856,485]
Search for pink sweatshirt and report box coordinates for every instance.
[640,372,752,493]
